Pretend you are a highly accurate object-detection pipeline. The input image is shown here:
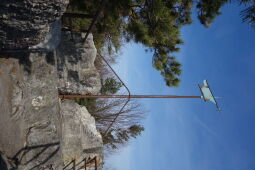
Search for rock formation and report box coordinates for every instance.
[61,100,103,165]
[0,54,63,169]
[0,51,103,169]
[0,0,69,49]
[0,0,104,169]
[57,31,101,95]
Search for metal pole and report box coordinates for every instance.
[94,156,97,170]
[84,158,87,170]
[59,94,201,99]
[73,159,76,170]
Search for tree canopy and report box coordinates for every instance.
[66,0,255,86]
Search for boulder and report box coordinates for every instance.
[57,32,101,95]
[60,100,103,167]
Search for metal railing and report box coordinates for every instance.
[63,156,99,170]
[97,53,131,137]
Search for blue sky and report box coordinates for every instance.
[106,3,255,170]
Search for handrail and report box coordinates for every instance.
[63,156,99,170]
[63,159,75,169]
[97,52,131,137]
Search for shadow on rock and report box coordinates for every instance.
[10,142,60,170]
[0,154,8,170]
[0,52,32,74]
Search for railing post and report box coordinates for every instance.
[95,156,97,170]
[73,159,76,170]
[84,158,87,170]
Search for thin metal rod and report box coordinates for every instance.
[59,94,201,99]
[84,158,87,170]
[94,156,97,170]
[97,52,131,137]
[73,159,76,170]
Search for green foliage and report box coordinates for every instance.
[103,124,144,150]
[101,78,123,94]
[66,0,255,87]
[73,77,122,113]
[66,0,190,87]
[240,0,255,27]
[73,98,97,113]
[196,0,229,27]
[128,124,145,138]
[125,0,191,86]
[62,15,91,31]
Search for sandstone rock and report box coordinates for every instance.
[0,0,69,50]
[57,32,101,95]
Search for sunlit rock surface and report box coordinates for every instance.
[0,1,103,168]
[57,32,101,95]
[0,52,103,169]
[0,0,69,50]
[61,100,103,166]
[0,33,102,169]
[0,54,62,169]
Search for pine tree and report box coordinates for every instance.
[101,78,122,94]
[66,0,255,86]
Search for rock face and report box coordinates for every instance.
[0,0,69,49]
[0,152,12,170]
[0,52,103,169]
[60,100,103,166]
[0,1,103,168]
[29,20,62,51]
[57,32,101,95]
[0,53,63,169]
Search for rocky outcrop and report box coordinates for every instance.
[0,152,11,170]
[0,53,62,169]
[0,0,69,50]
[0,52,103,169]
[0,1,103,168]
[57,32,101,95]
[60,100,103,165]
[29,20,62,51]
